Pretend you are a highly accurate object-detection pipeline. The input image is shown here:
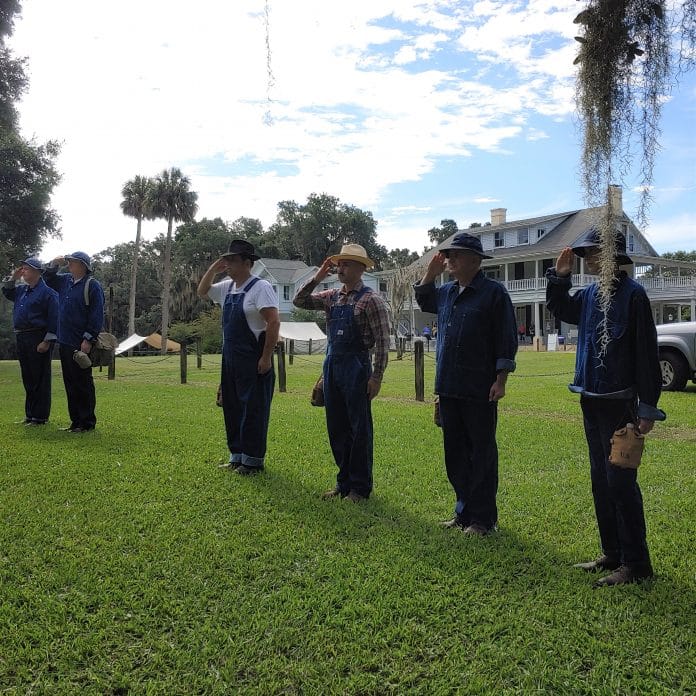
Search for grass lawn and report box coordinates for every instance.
[0,350,694,695]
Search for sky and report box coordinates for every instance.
[8,0,696,262]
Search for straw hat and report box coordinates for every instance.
[329,243,374,269]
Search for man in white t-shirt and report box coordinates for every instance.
[197,239,280,474]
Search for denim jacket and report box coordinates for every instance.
[415,272,517,401]
[546,269,665,421]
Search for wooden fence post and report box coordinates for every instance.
[276,342,287,392]
[308,338,313,355]
[108,356,115,381]
[180,342,187,384]
[289,339,294,365]
[196,337,202,369]
[414,339,424,401]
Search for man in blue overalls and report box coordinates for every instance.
[3,257,59,425]
[293,243,390,502]
[44,252,105,433]
[198,239,280,475]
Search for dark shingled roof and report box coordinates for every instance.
[412,206,659,269]
[255,258,309,284]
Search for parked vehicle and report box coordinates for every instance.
[656,321,696,391]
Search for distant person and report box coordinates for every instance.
[546,227,665,587]
[518,323,526,344]
[415,233,517,535]
[293,243,390,502]
[422,325,432,350]
[44,252,105,433]
[2,258,59,425]
[197,239,280,475]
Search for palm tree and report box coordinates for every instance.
[120,175,154,343]
[147,168,198,353]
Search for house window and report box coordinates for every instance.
[517,229,529,245]
[628,233,635,252]
[494,231,505,248]
[621,223,628,235]
[537,228,546,239]
[322,283,329,290]
[283,285,290,300]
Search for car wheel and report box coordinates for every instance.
[659,350,688,391]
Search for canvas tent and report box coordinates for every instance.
[279,322,326,355]
[115,333,181,355]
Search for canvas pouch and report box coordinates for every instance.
[609,423,645,469]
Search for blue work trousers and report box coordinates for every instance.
[439,396,499,530]
[581,397,650,566]
[323,353,373,497]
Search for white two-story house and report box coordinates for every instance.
[400,186,696,341]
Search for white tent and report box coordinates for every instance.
[115,333,181,355]
[279,322,326,355]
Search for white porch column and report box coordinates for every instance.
[690,299,695,321]
[504,263,509,283]
[534,301,542,337]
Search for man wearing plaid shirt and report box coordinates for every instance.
[293,243,390,502]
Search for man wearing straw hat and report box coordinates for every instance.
[415,233,518,536]
[198,239,280,475]
[293,243,390,502]
[2,257,59,425]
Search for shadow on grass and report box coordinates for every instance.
[216,456,696,637]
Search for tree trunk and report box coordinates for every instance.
[127,217,142,354]
[160,216,173,355]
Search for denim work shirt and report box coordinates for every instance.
[414,271,517,401]
[43,270,105,349]
[2,278,59,341]
[545,268,665,422]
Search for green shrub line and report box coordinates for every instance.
[1,353,694,694]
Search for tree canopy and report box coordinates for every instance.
[0,0,60,270]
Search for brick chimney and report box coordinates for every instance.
[608,185,623,213]
[491,208,507,226]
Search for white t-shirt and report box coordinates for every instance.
[207,276,278,339]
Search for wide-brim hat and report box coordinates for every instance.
[65,251,92,271]
[222,239,260,261]
[439,232,492,259]
[329,243,374,269]
[572,227,633,265]
[21,257,43,271]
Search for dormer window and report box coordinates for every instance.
[537,228,546,239]
[517,229,529,245]
[494,231,505,248]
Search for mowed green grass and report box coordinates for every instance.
[0,350,694,695]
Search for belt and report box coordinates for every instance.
[14,327,46,334]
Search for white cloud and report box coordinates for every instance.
[14,0,690,263]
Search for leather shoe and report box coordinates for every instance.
[69,425,94,433]
[573,555,620,572]
[462,523,490,536]
[440,517,466,529]
[344,490,366,503]
[235,464,263,475]
[593,564,654,588]
[321,487,342,500]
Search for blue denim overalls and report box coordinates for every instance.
[323,287,374,497]
[221,277,274,469]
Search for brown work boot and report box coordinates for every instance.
[344,490,366,503]
[440,517,465,529]
[573,555,620,572]
[462,523,491,537]
[593,564,654,588]
[321,487,342,500]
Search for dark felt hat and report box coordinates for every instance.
[571,227,633,265]
[439,232,492,259]
[222,239,260,261]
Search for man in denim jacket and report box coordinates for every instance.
[415,233,517,535]
[546,227,665,587]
